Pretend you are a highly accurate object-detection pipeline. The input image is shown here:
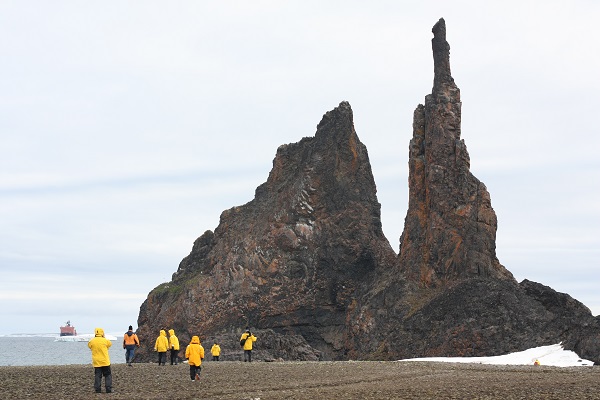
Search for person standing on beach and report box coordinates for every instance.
[211,341,221,361]
[185,335,205,381]
[240,328,257,362]
[168,329,180,365]
[123,325,140,366]
[154,329,169,366]
[88,327,113,394]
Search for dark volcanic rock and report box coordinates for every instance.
[398,18,514,286]
[384,279,600,360]
[135,18,600,365]
[136,101,396,361]
[200,328,322,362]
[376,18,600,363]
[519,279,600,364]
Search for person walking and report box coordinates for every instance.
[154,329,169,366]
[168,329,180,365]
[211,341,221,361]
[185,335,205,381]
[88,327,113,394]
[123,325,140,366]
[240,328,257,362]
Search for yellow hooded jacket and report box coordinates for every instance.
[185,336,205,367]
[88,327,112,367]
[168,329,180,351]
[240,331,257,351]
[154,329,169,352]
[211,343,221,356]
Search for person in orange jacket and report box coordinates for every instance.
[88,327,113,393]
[185,335,205,381]
[123,325,140,366]
[154,329,169,366]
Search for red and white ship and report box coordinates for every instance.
[60,320,77,336]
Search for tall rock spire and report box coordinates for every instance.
[397,18,514,286]
[432,18,453,90]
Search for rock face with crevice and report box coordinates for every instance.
[135,18,600,365]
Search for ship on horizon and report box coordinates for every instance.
[59,320,77,336]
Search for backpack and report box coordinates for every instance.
[240,333,250,347]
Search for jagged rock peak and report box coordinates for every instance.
[138,100,396,361]
[316,100,353,134]
[398,19,515,286]
[432,18,454,91]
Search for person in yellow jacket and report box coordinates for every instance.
[240,328,257,362]
[154,329,169,366]
[168,329,180,365]
[185,335,205,381]
[211,341,221,361]
[88,327,113,394]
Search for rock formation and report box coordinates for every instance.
[363,18,600,363]
[398,18,514,286]
[136,101,397,360]
[135,18,600,364]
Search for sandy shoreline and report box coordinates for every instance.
[2,360,599,399]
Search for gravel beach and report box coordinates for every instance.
[2,361,599,399]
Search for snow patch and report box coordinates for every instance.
[401,343,593,367]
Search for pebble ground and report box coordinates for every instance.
[1,360,599,399]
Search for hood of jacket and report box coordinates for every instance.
[168,329,176,336]
[95,327,105,337]
[160,329,166,337]
[191,335,200,344]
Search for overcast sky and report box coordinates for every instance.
[1,1,598,336]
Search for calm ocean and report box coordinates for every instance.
[0,335,127,366]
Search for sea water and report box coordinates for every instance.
[0,334,128,366]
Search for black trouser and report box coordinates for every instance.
[170,348,178,365]
[94,366,112,393]
[157,351,166,365]
[244,349,252,362]
[212,355,219,361]
[189,365,201,380]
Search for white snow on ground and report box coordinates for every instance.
[402,343,594,367]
